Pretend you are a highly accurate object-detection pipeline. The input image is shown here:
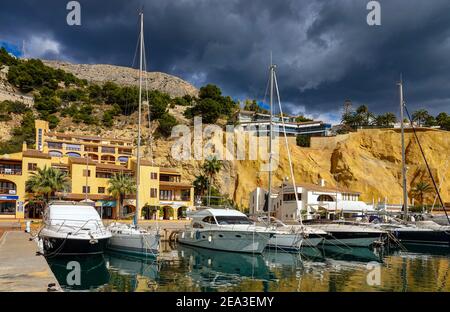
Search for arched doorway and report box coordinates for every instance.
[142,205,157,220]
[177,206,188,220]
[162,206,173,220]
[25,201,45,219]
[317,194,335,202]
[123,205,136,218]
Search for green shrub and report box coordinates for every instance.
[0,111,36,154]
[0,47,18,66]
[157,113,178,137]
[7,58,83,92]
[296,134,311,147]
[0,100,30,114]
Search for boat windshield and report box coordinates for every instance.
[215,216,253,225]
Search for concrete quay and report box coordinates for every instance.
[0,231,60,292]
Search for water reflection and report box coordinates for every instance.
[46,255,109,291]
[178,245,275,290]
[322,246,383,263]
[45,244,450,292]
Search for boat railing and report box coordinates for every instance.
[46,218,107,236]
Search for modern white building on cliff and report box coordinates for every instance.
[248,180,374,222]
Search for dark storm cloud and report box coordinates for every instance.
[1,0,450,123]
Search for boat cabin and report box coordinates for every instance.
[189,208,254,228]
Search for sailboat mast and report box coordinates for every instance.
[398,77,408,221]
[135,12,144,226]
[267,63,275,219]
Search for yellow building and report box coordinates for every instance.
[0,120,194,220]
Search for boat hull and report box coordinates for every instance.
[267,233,324,250]
[178,230,271,254]
[323,232,383,247]
[41,235,109,256]
[393,229,450,247]
[107,233,160,256]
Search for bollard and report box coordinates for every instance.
[25,221,31,233]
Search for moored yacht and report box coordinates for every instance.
[39,201,111,256]
[257,216,326,250]
[178,208,274,253]
[306,221,386,247]
[371,220,450,248]
[108,222,160,256]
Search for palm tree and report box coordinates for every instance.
[193,174,208,197]
[203,156,222,206]
[25,166,70,203]
[107,172,136,218]
[384,112,397,126]
[374,112,397,127]
[412,109,430,127]
[355,105,374,126]
[411,181,434,207]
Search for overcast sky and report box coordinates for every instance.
[1,0,450,124]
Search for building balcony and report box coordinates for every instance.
[0,188,16,195]
[0,167,22,175]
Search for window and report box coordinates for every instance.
[181,189,190,201]
[150,172,158,180]
[215,216,253,225]
[47,142,63,149]
[283,193,301,201]
[159,190,173,200]
[98,187,105,194]
[66,144,81,151]
[101,146,115,154]
[82,186,90,194]
[150,188,157,198]
[28,163,37,171]
[202,216,216,224]
[83,169,91,177]
[0,202,15,215]
[37,129,43,150]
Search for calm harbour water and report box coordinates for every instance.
[46,243,450,292]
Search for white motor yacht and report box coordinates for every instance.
[306,221,386,247]
[178,208,274,253]
[39,201,111,256]
[257,216,326,250]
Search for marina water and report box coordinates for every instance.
[46,243,450,292]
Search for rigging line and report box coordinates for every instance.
[273,71,303,226]
[124,31,141,118]
[142,35,154,165]
[403,104,450,225]
[431,159,448,212]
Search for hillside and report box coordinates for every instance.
[43,60,198,98]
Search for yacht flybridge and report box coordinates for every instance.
[39,201,111,256]
[107,11,160,257]
[178,208,274,253]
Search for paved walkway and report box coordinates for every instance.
[0,231,60,292]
